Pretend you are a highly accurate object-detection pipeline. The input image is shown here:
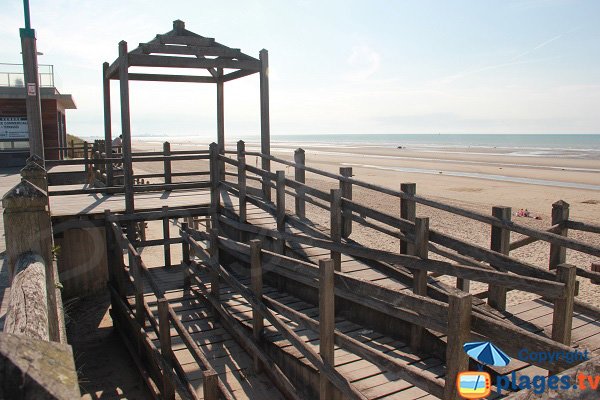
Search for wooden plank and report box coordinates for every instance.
[157,34,215,46]
[128,73,216,83]
[319,259,335,400]
[141,43,241,57]
[128,54,261,71]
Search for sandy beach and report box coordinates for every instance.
[132,138,600,306]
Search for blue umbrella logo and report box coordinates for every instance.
[463,341,511,367]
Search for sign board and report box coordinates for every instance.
[0,117,29,139]
[27,83,36,96]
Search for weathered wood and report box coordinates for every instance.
[162,206,171,267]
[118,41,135,224]
[411,217,429,350]
[276,170,286,253]
[156,34,215,46]
[294,148,306,218]
[488,206,511,311]
[132,254,145,328]
[128,53,260,71]
[567,219,600,234]
[549,200,569,270]
[127,72,216,83]
[552,264,577,346]
[158,298,175,400]
[202,370,219,400]
[102,62,113,186]
[509,224,562,251]
[209,143,220,211]
[340,167,353,238]
[330,189,342,271]
[263,294,446,399]
[140,43,241,58]
[209,229,220,303]
[250,239,264,373]
[163,142,172,185]
[4,253,48,341]
[217,70,225,181]
[444,292,472,400]
[593,263,600,285]
[2,179,59,342]
[260,49,271,202]
[319,259,335,400]
[400,183,416,255]
[237,143,248,243]
[218,215,566,299]
[0,333,80,399]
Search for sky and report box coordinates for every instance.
[1,0,599,139]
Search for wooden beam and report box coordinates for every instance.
[260,49,271,201]
[250,240,263,373]
[488,206,511,311]
[128,54,260,71]
[102,62,113,186]
[294,148,306,218]
[157,34,215,46]
[444,293,472,400]
[549,200,569,270]
[118,41,135,230]
[141,43,241,58]
[221,69,258,82]
[128,73,216,83]
[400,183,416,255]
[319,259,335,400]
[551,264,577,346]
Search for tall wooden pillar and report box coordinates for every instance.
[217,69,225,180]
[118,41,135,225]
[20,27,44,163]
[259,49,271,201]
[102,62,113,186]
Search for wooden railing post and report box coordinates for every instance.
[132,254,145,328]
[158,298,175,400]
[250,239,264,372]
[444,292,472,400]
[162,206,171,267]
[209,143,220,214]
[70,139,74,158]
[83,141,89,164]
[181,222,191,289]
[163,141,172,186]
[340,167,353,238]
[552,263,577,346]
[400,183,416,255]
[202,370,219,400]
[237,140,247,242]
[319,259,335,400]
[330,189,342,271]
[549,200,569,270]
[488,206,511,311]
[209,228,220,304]
[294,148,306,219]
[275,170,286,253]
[411,217,429,350]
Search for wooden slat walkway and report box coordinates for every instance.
[49,188,211,217]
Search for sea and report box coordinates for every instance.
[133,133,600,160]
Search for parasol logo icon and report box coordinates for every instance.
[456,341,510,399]
[463,341,511,367]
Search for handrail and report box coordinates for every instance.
[234,152,600,258]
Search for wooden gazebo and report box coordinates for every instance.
[102,20,271,214]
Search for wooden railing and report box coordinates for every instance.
[105,212,234,400]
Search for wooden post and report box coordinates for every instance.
[340,167,353,238]
[103,62,113,187]
[552,264,577,346]
[209,229,220,303]
[237,140,247,242]
[319,259,335,400]
[83,141,89,166]
[202,370,219,400]
[549,200,570,270]
[70,139,74,158]
[259,49,271,202]
[250,240,263,372]
[444,292,472,400]
[119,40,135,231]
[158,298,175,400]
[294,148,306,218]
[410,217,429,350]
[162,206,171,267]
[330,189,342,272]
[20,27,45,162]
[488,206,511,311]
[181,222,190,288]
[2,176,59,342]
[217,68,225,181]
[209,143,220,219]
[400,183,416,255]
[592,263,600,285]
[163,141,172,185]
[131,254,145,328]
[276,170,286,253]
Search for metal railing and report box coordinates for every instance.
[0,63,55,88]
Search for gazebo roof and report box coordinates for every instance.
[105,20,261,84]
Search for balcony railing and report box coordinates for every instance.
[0,63,55,88]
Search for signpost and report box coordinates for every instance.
[20,0,44,162]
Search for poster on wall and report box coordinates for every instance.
[0,117,28,139]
